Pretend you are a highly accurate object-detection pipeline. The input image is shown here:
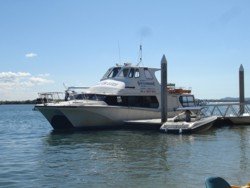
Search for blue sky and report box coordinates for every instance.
[0,0,249,100]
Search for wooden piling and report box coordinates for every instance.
[161,55,167,123]
[239,64,245,115]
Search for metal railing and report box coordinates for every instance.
[36,87,90,104]
[201,102,250,117]
[37,92,65,104]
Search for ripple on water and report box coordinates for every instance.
[0,105,250,187]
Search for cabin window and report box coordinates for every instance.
[108,67,121,78]
[85,94,97,100]
[75,94,85,100]
[74,94,106,101]
[69,93,86,100]
[117,96,122,103]
[118,68,130,77]
[127,96,159,108]
[104,96,118,105]
[179,95,195,107]
[128,68,135,78]
[104,95,159,108]
[135,69,140,78]
[81,94,159,109]
[144,68,153,79]
[102,68,112,79]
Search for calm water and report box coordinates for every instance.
[0,105,250,188]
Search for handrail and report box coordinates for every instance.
[37,92,65,104]
[201,103,250,117]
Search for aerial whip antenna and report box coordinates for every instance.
[137,44,143,66]
[63,83,68,90]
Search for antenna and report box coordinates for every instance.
[63,83,68,90]
[137,44,143,66]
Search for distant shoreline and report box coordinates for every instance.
[0,100,36,105]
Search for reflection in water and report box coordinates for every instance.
[236,127,250,185]
[41,130,220,187]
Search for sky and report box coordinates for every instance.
[0,0,250,100]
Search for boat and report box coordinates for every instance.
[35,63,197,130]
[160,107,217,134]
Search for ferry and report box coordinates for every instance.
[35,63,196,130]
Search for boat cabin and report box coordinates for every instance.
[81,64,196,110]
[37,63,196,112]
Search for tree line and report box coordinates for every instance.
[0,100,36,105]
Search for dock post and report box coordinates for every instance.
[161,55,167,123]
[239,64,245,115]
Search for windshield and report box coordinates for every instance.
[118,68,130,77]
[107,67,121,78]
[102,68,112,79]
[179,95,195,107]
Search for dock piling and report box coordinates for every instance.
[239,64,245,115]
[161,55,167,123]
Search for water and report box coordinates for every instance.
[0,105,250,188]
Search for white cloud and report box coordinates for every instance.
[25,53,37,58]
[0,71,54,90]
[0,72,30,78]
[29,76,54,85]
[0,72,31,84]
[38,73,50,77]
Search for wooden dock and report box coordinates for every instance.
[124,114,250,130]
[125,60,250,131]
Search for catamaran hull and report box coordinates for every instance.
[36,105,176,130]
[59,106,162,128]
[36,106,74,129]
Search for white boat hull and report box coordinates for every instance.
[36,106,74,129]
[36,105,178,129]
[160,116,217,134]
